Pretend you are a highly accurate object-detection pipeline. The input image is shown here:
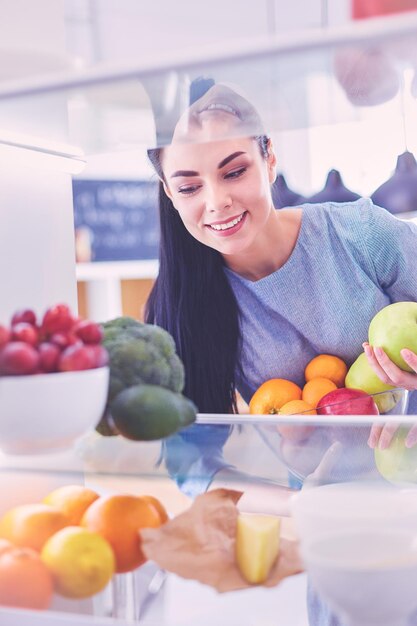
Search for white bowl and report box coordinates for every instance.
[0,367,109,455]
[302,528,417,626]
[292,484,417,625]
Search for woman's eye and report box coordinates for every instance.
[178,185,201,195]
[225,167,247,180]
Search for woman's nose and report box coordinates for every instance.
[205,185,232,212]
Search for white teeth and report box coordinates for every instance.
[209,213,245,231]
[203,103,238,115]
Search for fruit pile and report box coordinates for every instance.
[0,304,108,376]
[0,484,168,611]
[249,301,417,432]
[249,353,383,441]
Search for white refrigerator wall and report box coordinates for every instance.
[0,0,78,322]
[0,163,77,322]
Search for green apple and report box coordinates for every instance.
[368,301,417,372]
[345,352,397,413]
[374,427,417,485]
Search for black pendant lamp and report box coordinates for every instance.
[272,173,306,209]
[371,151,417,214]
[306,169,361,204]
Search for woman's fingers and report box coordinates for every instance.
[362,343,417,449]
[369,422,417,449]
[368,423,383,448]
[362,343,393,384]
[377,422,400,449]
[405,423,417,448]
[401,348,417,374]
[368,421,400,449]
[363,343,417,390]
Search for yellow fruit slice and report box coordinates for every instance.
[236,514,281,584]
[41,526,115,598]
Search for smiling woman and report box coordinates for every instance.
[145,81,297,414]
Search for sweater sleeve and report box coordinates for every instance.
[162,424,233,498]
[360,198,417,299]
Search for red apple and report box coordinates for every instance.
[50,332,82,350]
[74,320,103,345]
[41,304,74,336]
[317,388,379,416]
[88,344,109,368]
[0,325,10,348]
[11,309,37,327]
[38,342,61,373]
[58,344,97,372]
[0,342,39,375]
[11,322,39,346]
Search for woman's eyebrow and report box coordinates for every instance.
[218,151,246,169]
[170,169,199,178]
[170,151,247,178]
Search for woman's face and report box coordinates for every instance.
[161,116,276,257]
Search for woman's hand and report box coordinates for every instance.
[363,342,417,449]
[363,342,417,391]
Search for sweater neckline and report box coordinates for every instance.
[224,207,308,286]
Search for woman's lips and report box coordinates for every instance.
[198,101,241,119]
[206,211,247,236]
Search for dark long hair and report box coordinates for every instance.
[146,136,269,414]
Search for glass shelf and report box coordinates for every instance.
[0,12,416,156]
[1,412,416,484]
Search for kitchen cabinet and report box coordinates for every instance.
[1,9,417,626]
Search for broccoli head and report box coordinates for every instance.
[101,317,185,403]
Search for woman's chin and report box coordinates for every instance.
[209,238,250,258]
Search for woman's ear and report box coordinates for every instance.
[266,139,277,184]
[162,180,173,202]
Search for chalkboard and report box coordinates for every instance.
[72,179,159,262]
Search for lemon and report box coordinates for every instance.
[41,526,115,598]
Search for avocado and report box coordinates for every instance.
[110,384,197,441]
[95,409,119,437]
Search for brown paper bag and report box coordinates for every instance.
[140,488,304,593]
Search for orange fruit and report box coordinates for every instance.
[249,379,302,415]
[0,539,13,556]
[278,400,317,416]
[0,546,54,610]
[41,526,115,599]
[0,504,69,552]
[43,485,99,525]
[305,354,348,388]
[142,495,169,524]
[302,377,338,408]
[276,400,316,442]
[81,494,162,573]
